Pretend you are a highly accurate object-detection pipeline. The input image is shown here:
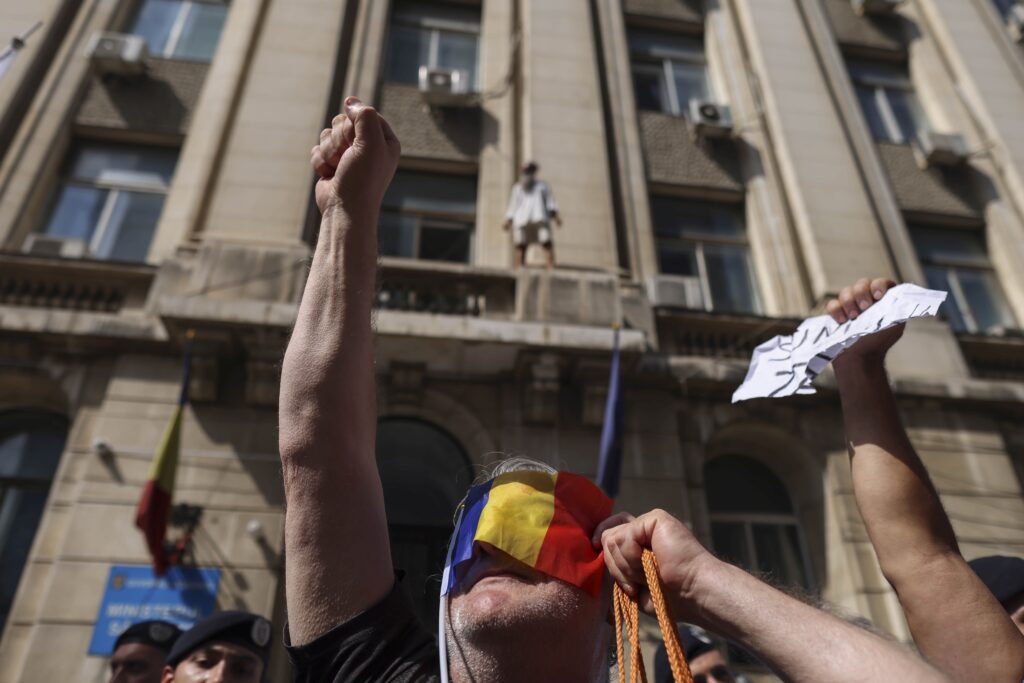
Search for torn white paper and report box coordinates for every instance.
[732,284,947,403]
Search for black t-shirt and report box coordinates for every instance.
[286,582,440,683]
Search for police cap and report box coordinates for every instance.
[165,611,272,668]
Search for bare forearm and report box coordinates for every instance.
[281,208,378,461]
[692,561,949,683]
[279,207,394,645]
[836,358,1024,681]
[834,358,957,576]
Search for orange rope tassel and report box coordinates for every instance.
[613,549,694,683]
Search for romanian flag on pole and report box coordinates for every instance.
[441,470,612,598]
[135,331,194,575]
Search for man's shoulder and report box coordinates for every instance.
[287,581,440,683]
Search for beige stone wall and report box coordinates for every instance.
[731,0,897,300]
[0,355,286,682]
[520,0,621,271]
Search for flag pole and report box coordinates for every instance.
[597,321,624,499]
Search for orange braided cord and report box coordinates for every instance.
[613,585,627,683]
[612,550,694,683]
[613,586,647,683]
[642,550,693,683]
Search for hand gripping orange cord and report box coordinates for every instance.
[612,549,694,683]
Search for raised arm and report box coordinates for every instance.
[278,97,401,646]
[828,277,1024,682]
[602,510,951,683]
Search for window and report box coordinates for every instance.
[129,0,229,62]
[705,455,812,590]
[629,29,711,115]
[38,142,178,263]
[385,0,481,91]
[848,60,929,144]
[379,171,477,263]
[910,225,1016,334]
[376,419,472,630]
[650,197,760,314]
[0,413,68,632]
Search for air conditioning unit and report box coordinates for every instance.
[912,131,969,168]
[1008,4,1024,43]
[987,325,1024,338]
[22,234,88,258]
[86,32,148,77]
[688,99,733,139]
[646,275,705,310]
[417,66,472,107]
[851,0,904,16]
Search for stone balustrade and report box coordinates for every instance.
[0,253,155,313]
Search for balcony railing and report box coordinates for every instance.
[958,332,1024,381]
[377,258,516,318]
[0,253,155,313]
[656,308,798,360]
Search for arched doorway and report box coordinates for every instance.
[704,454,813,590]
[376,418,473,629]
[0,411,69,632]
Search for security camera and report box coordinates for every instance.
[93,439,113,458]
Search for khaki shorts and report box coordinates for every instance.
[512,222,552,247]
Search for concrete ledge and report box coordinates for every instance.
[376,309,647,352]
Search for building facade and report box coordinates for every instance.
[1,0,1024,679]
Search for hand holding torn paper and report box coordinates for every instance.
[732,284,947,403]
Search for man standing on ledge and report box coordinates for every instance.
[503,161,561,269]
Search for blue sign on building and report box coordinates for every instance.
[89,565,221,656]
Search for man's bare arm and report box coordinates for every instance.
[279,97,401,646]
[603,510,951,683]
[830,278,1024,682]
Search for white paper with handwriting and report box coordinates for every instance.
[731,284,947,403]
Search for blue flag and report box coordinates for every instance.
[597,326,624,498]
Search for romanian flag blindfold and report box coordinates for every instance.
[441,471,613,598]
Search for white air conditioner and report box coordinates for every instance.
[688,99,733,139]
[646,275,705,310]
[912,131,969,169]
[851,0,904,16]
[22,234,88,258]
[417,66,471,107]
[987,325,1024,338]
[1008,4,1024,43]
[86,32,148,77]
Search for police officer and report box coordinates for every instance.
[162,611,271,683]
[109,620,182,683]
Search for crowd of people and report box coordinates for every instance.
[110,97,1024,683]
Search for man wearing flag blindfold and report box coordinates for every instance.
[278,98,953,683]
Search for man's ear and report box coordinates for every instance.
[161,664,176,682]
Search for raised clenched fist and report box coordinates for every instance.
[310,96,401,218]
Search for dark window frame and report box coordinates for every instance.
[848,59,929,144]
[909,224,1017,334]
[384,0,482,91]
[379,169,478,264]
[628,28,712,116]
[36,140,180,263]
[650,196,761,315]
[128,0,230,63]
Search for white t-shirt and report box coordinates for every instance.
[505,180,558,229]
